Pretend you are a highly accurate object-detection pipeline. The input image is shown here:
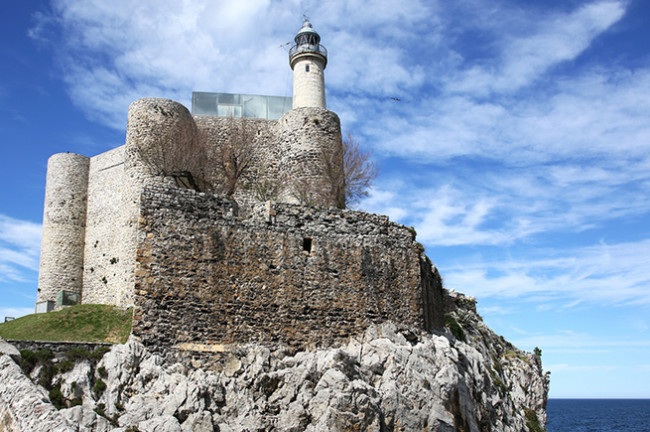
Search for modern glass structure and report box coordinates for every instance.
[192,92,293,120]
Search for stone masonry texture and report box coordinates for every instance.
[132,184,445,355]
[36,98,450,353]
[38,98,345,309]
[81,146,133,306]
[37,152,90,303]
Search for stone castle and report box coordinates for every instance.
[36,20,447,355]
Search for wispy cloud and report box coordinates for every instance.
[30,0,296,128]
[30,0,437,129]
[441,239,650,305]
[446,1,627,95]
[0,215,41,283]
[512,330,650,352]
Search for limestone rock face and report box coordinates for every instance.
[2,297,548,431]
[0,355,77,432]
[0,338,20,363]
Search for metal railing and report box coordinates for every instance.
[289,44,327,58]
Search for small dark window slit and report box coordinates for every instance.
[305,65,310,72]
[303,237,312,253]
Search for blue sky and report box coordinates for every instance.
[1,0,649,399]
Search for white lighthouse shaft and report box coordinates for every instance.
[289,19,328,109]
[292,56,326,109]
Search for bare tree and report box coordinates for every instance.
[290,172,328,207]
[252,166,288,202]
[292,133,378,208]
[324,132,378,208]
[342,133,378,206]
[213,118,259,197]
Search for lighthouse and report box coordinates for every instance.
[289,19,327,109]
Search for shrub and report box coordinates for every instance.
[93,378,107,399]
[525,408,545,432]
[65,348,92,361]
[49,386,66,410]
[38,364,57,389]
[56,359,75,373]
[19,349,54,374]
[444,314,466,342]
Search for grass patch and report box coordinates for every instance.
[525,408,545,432]
[92,378,107,399]
[504,350,530,364]
[444,314,466,342]
[0,304,132,343]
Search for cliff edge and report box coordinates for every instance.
[1,294,549,432]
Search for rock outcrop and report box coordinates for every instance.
[0,295,549,432]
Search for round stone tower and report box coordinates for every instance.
[289,19,327,109]
[37,152,90,304]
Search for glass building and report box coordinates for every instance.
[192,92,293,120]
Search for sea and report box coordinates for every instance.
[545,399,650,432]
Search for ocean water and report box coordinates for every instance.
[546,399,650,432]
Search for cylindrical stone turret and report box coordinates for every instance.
[37,152,90,303]
[276,106,344,207]
[289,19,327,109]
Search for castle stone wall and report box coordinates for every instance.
[132,185,444,353]
[124,98,202,182]
[81,146,133,306]
[37,153,90,303]
[37,98,346,310]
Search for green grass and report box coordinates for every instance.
[524,408,545,432]
[444,313,467,342]
[0,304,132,343]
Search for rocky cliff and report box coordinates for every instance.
[0,293,549,432]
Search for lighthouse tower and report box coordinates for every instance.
[289,19,327,109]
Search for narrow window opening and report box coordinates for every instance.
[305,64,310,72]
[302,237,313,253]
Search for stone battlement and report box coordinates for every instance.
[132,184,445,353]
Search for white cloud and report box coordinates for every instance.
[478,305,517,317]
[30,0,297,128]
[0,216,41,251]
[359,188,409,221]
[30,0,438,130]
[511,329,650,354]
[372,67,650,169]
[0,215,41,282]
[447,1,626,95]
[441,239,650,305]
